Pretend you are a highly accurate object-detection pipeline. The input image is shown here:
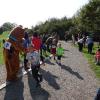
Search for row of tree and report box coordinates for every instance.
[31,0,100,40]
[0,0,100,40]
[0,22,16,34]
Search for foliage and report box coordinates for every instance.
[74,0,100,34]
[0,22,16,33]
[31,17,74,40]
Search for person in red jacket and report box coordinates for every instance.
[31,32,46,65]
[31,32,42,51]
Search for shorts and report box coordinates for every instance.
[51,48,56,54]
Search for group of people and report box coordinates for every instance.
[21,31,64,87]
[75,34,100,65]
[3,25,64,87]
[77,35,94,53]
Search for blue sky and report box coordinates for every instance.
[0,0,89,28]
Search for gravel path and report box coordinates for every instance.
[0,41,99,100]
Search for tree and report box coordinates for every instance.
[1,22,16,31]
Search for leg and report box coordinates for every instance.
[31,65,41,87]
[24,53,30,70]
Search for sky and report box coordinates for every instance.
[0,0,89,28]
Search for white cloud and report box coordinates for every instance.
[0,0,89,28]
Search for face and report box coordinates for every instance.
[58,44,61,47]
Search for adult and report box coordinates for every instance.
[3,25,26,82]
[53,33,59,46]
[86,36,94,54]
[77,38,83,52]
[46,35,53,52]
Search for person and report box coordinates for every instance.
[46,35,53,52]
[51,39,57,60]
[31,31,42,51]
[40,40,47,65]
[23,32,30,70]
[95,48,100,65]
[3,25,27,82]
[26,45,43,87]
[95,88,100,100]
[56,43,64,65]
[86,36,94,54]
[53,33,59,46]
[82,35,86,47]
[77,38,83,52]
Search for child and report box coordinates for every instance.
[51,39,57,60]
[95,48,100,65]
[56,43,64,65]
[26,45,42,87]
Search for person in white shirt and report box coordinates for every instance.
[26,45,42,87]
[78,38,83,52]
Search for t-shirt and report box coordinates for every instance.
[78,38,83,44]
[86,38,93,44]
[32,37,42,51]
[56,47,64,56]
[26,51,40,67]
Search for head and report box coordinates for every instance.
[24,32,29,39]
[57,43,61,47]
[9,26,25,42]
[33,31,39,37]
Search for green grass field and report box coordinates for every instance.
[0,31,9,65]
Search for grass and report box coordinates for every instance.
[0,31,9,65]
[76,43,100,79]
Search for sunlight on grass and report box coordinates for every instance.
[0,31,9,65]
[82,44,100,79]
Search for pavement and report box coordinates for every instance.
[0,41,99,100]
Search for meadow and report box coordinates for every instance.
[0,31,9,64]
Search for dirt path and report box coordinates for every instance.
[0,41,99,100]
